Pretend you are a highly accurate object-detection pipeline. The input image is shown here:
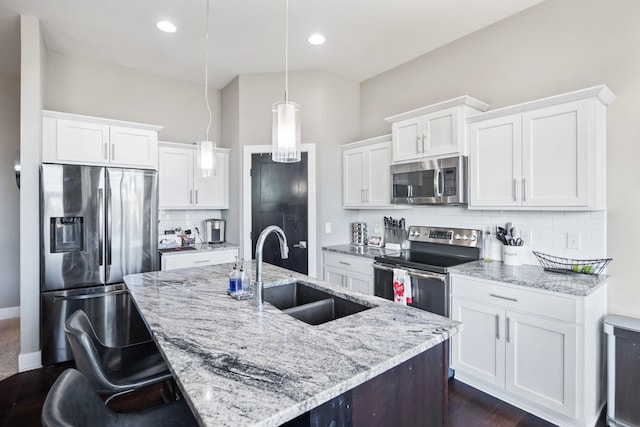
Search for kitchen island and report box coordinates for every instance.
[124,263,461,426]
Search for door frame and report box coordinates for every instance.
[242,144,317,278]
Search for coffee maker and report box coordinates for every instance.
[204,219,226,244]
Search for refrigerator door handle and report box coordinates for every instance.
[106,188,112,267]
[53,289,129,302]
[98,188,104,267]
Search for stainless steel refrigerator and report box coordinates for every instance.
[40,164,158,365]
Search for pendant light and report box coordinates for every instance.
[272,0,301,163]
[198,0,216,177]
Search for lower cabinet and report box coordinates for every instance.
[322,251,374,295]
[161,248,238,271]
[450,274,606,427]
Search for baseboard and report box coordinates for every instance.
[18,351,42,372]
[0,306,20,320]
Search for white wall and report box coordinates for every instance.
[45,51,222,144]
[19,15,45,371]
[223,70,360,275]
[0,73,20,311]
[359,0,640,317]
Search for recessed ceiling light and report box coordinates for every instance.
[156,21,177,33]
[308,34,325,45]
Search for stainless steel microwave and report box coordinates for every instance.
[391,155,468,205]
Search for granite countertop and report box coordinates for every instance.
[159,243,239,256]
[322,244,403,259]
[124,263,460,427]
[449,261,608,296]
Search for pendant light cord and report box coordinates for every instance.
[284,0,289,104]
[205,0,212,142]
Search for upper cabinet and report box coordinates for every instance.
[42,110,162,169]
[342,135,394,209]
[467,85,615,211]
[158,142,229,210]
[385,96,489,163]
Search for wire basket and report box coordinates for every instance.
[532,251,612,275]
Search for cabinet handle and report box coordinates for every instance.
[513,179,518,201]
[506,317,511,343]
[189,190,193,204]
[338,261,351,266]
[496,314,500,340]
[111,143,115,160]
[195,190,198,204]
[422,135,426,152]
[103,143,108,160]
[489,293,518,302]
[193,260,210,264]
[416,135,420,153]
[365,189,369,203]
[522,178,527,202]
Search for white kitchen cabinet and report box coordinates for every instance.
[385,96,489,163]
[468,85,615,210]
[42,110,161,169]
[161,248,238,271]
[342,135,393,208]
[323,251,374,295]
[450,274,606,427]
[158,142,229,209]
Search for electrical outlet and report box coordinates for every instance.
[325,222,332,234]
[567,231,581,250]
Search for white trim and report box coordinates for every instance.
[0,306,20,320]
[242,144,317,278]
[18,351,42,372]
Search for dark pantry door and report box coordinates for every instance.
[251,152,308,274]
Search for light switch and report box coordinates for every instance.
[567,231,581,250]
[325,222,332,234]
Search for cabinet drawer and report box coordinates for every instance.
[323,252,373,276]
[451,276,577,323]
[162,249,238,271]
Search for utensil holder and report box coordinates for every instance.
[503,245,525,266]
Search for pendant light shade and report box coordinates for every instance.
[272,101,301,163]
[197,140,216,177]
[272,0,301,163]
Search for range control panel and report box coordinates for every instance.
[407,226,481,248]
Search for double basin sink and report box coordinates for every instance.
[263,280,374,326]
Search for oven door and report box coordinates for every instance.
[373,262,449,317]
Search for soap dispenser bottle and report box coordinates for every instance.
[229,259,240,293]
[237,258,245,293]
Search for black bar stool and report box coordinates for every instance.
[64,309,173,402]
[41,369,198,427]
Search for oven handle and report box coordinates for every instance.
[374,262,446,282]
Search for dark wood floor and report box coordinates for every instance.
[0,363,606,426]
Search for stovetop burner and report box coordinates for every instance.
[374,225,482,273]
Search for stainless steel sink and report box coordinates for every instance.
[263,281,373,325]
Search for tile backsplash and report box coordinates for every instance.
[158,209,223,242]
[357,207,607,266]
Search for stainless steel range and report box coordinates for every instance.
[373,226,482,317]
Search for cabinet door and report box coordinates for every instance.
[346,271,373,295]
[365,141,392,207]
[194,151,229,208]
[323,265,346,287]
[469,114,522,208]
[522,101,589,207]
[392,117,422,162]
[505,311,577,418]
[110,126,158,169]
[451,298,505,388]
[158,146,194,208]
[423,107,459,157]
[55,119,110,164]
[343,147,365,207]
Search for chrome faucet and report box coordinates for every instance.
[254,225,289,307]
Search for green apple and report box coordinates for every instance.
[583,265,594,274]
[572,265,583,273]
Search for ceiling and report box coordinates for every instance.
[0,0,545,89]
